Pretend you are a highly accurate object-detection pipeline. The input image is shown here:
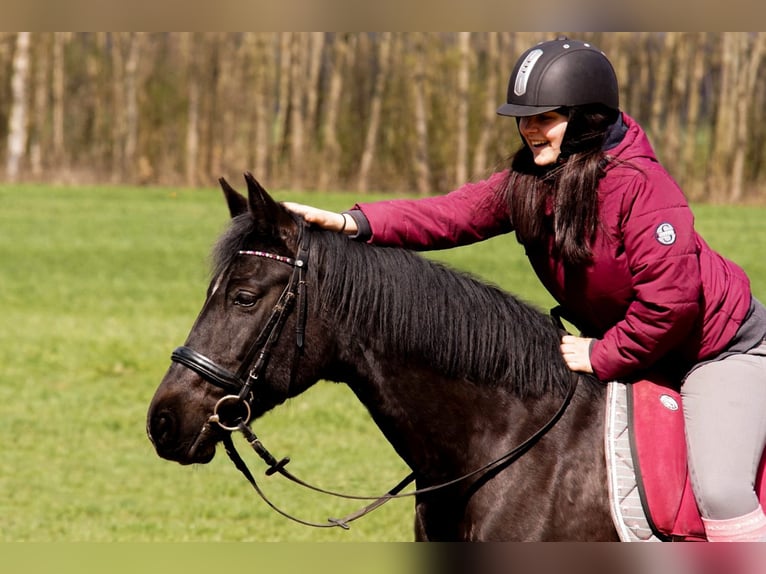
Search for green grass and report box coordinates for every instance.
[1,183,764,542]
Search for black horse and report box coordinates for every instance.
[147,173,618,541]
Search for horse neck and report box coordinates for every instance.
[309,232,589,473]
[335,342,574,478]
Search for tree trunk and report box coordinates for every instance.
[357,32,392,193]
[30,33,50,177]
[272,32,292,185]
[411,33,431,196]
[181,33,201,187]
[633,32,651,120]
[730,32,766,202]
[649,32,678,159]
[318,33,349,191]
[124,32,143,182]
[111,33,127,182]
[664,33,689,179]
[51,33,67,171]
[710,33,738,201]
[472,32,499,179]
[680,32,706,198]
[6,32,31,182]
[289,33,308,188]
[244,33,273,182]
[306,32,324,136]
[455,32,471,186]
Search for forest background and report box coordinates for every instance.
[1,31,765,202]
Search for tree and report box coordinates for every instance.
[2,33,766,202]
[357,32,392,193]
[454,32,471,186]
[6,32,31,182]
[411,32,431,196]
[182,33,201,187]
[730,32,765,202]
[472,32,500,180]
[317,33,349,191]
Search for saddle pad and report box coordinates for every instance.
[607,378,766,542]
[605,381,662,541]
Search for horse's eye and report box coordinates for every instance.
[233,291,258,308]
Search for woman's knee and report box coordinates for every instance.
[693,472,759,519]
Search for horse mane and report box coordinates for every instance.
[312,229,579,399]
[211,217,583,399]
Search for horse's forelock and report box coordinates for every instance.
[211,213,254,279]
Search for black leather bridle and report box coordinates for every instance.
[167,222,578,530]
[171,223,312,427]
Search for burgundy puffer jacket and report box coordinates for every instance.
[354,113,752,381]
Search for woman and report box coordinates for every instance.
[284,37,766,541]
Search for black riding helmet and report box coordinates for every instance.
[497,37,619,118]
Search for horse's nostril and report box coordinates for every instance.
[149,410,177,449]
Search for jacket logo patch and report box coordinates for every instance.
[655,223,676,245]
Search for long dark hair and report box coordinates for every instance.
[504,105,619,265]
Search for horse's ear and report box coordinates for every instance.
[243,171,294,232]
[219,177,248,218]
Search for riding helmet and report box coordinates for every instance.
[497,37,619,117]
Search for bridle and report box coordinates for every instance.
[168,222,578,530]
[171,223,311,429]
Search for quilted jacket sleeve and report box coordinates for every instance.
[589,166,702,381]
[354,170,512,250]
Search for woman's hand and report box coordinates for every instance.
[560,335,594,373]
[282,202,357,234]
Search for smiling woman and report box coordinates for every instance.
[517,110,568,166]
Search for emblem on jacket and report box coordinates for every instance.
[655,223,677,245]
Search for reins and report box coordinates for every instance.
[171,222,580,530]
[219,374,578,529]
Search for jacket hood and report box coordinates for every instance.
[604,112,659,169]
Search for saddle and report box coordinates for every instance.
[605,375,766,542]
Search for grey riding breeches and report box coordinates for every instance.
[681,339,766,520]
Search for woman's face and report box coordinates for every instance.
[518,110,569,166]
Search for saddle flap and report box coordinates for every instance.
[628,376,706,540]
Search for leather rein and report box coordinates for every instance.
[170,223,578,530]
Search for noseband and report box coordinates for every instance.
[171,223,311,428]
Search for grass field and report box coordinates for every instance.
[1,182,765,543]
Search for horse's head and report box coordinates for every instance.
[147,173,319,465]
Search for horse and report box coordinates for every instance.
[147,173,619,541]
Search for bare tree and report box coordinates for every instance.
[648,33,678,159]
[6,32,31,182]
[182,33,201,187]
[411,33,431,196]
[51,32,67,170]
[455,32,471,186]
[357,32,392,193]
[317,33,349,191]
[306,32,325,136]
[680,32,707,197]
[472,32,499,179]
[245,33,274,181]
[731,32,766,201]
[272,32,292,185]
[710,33,738,201]
[124,32,143,181]
[30,33,50,177]
[289,33,308,188]
[2,33,766,201]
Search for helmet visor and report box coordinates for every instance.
[496,102,562,117]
